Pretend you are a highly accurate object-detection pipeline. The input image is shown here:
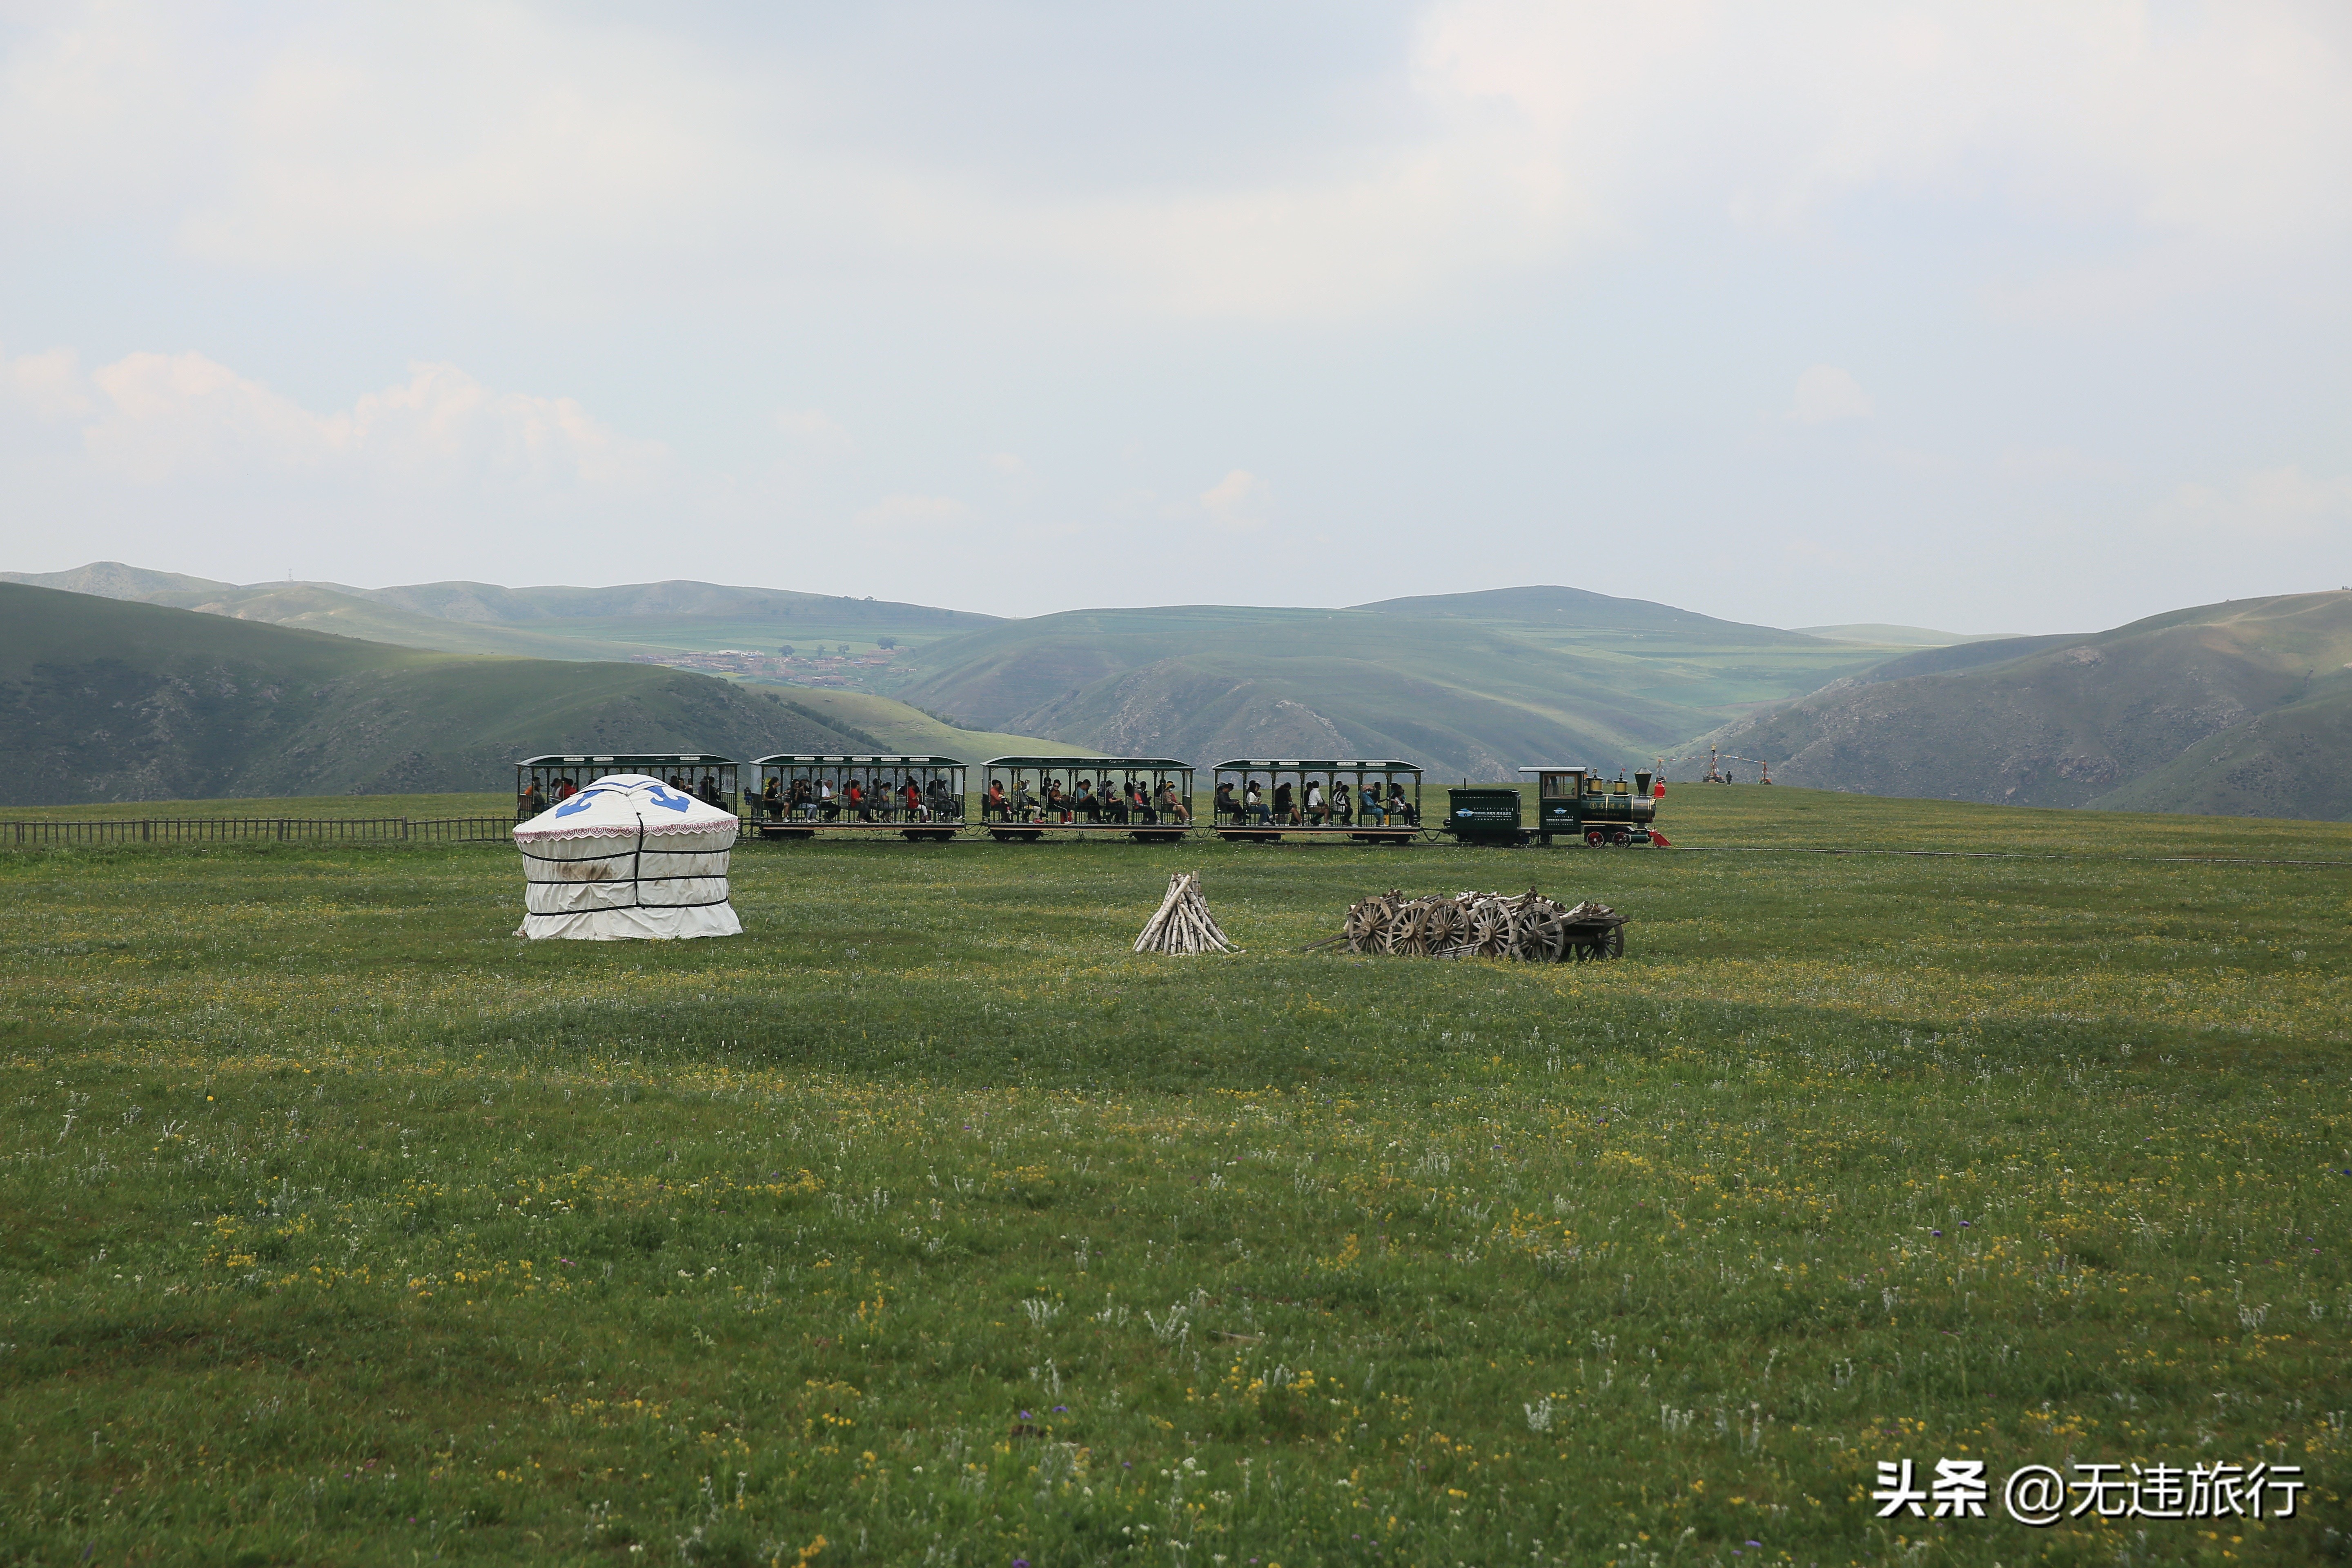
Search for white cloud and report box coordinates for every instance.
[1200,468,1270,531]
[854,493,968,533]
[1,345,94,419]
[775,408,853,451]
[1788,365,1873,425]
[4,344,662,490]
[2162,465,2352,544]
[10,4,2347,321]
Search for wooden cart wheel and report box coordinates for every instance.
[1345,898,1393,953]
[1599,922,1626,960]
[1466,905,1511,957]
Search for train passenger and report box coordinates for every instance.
[791,778,814,819]
[668,774,687,791]
[1387,782,1416,826]
[697,774,723,808]
[1011,777,1036,820]
[1133,781,1157,824]
[1076,780,1100,824]
[849,780,871,822]
[1102,781,1128,825]
[761,776,783,820]
[903,778,927,821]
[1158,780,1190,824]
[1272,781,1297,825]
[928,777,956,819]
[818,779,838,820]
[1304,780,1325,825]
[1331,780,1353,825]
[1359,789,1386,826]
[1213,781,1236,822]
[1245,780,1272,824]
[986,779,1009,820]
[555,778,578,802]
[520,781,547,819]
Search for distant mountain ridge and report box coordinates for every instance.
[0,583,875,805]
[1671,592,2352,820]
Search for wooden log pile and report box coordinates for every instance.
[1341,888,1624,962]
[1134,871,1239,955]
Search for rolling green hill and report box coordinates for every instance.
[1669,591,2352,819]
[0,584,878,806]
[884,590,1902,775]
[0,563,1002,669]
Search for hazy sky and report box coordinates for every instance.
[3,2,2348,631]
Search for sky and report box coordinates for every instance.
[2,1,2348,633]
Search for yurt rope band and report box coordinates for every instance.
[518,815,736,909]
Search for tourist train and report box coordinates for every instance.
[513,752,1666,846]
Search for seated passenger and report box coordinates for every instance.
[1304,780,1325,825]
[761,776,783,819]
[791,778,814,818]
[1102,782,1129,824]
[986,779,1009,820]
[1158,780,1190,823]
[519,782,546,819]
[698,773,723,807]
[1132,781,1156,824]
[1387,782,1416,826]
[819,779,839,820]
[1076,780,1100,823]
[555,778,578,802]
[1358,788,1386,826]
[904,778,927,821]
[1245,780,1272,824]
[1011,778,1036,820]
[1213,781,1237,822]
[1331,780,1353,825]
[1272,781,1297,824]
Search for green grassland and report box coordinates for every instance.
[2,790,2347,1565]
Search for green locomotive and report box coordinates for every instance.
[1523,765,1662,846]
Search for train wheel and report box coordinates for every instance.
[1609,829,1630,846]
[1585,829,1604,847]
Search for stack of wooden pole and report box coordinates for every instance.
[1134,872,1238,955]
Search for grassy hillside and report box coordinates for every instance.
[889,594,1901,775]
[2,563,1002,670]
[1670,590,2352,819]
[0,584,877,805]
[733,683,1092,760]
[1792,622,2016,646]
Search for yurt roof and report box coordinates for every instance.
[514,774,740,841]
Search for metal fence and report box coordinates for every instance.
[1,817,514,849]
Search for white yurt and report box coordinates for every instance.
[512,774,743,940]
